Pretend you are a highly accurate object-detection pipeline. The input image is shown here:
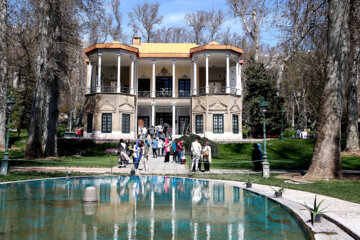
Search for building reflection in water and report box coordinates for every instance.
[0,176,311,240]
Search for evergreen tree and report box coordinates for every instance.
[244,58,285,137]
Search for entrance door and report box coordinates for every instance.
[178,116,190,135]
[138,116,149,128]
[156,76,172,97]
[156,113,172,126]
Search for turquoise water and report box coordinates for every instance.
[0,176,311,239]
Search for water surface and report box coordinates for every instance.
[0,176,311,239]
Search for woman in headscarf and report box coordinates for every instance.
[133,140,143,170]
[252,143,262,171]
[201,141,212,172]
[164,138,170,162]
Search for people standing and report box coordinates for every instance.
[191,137,202,172]
[172,139,178,163]
[177,140,184,163]
[164,138,170,162]
[152,137,158,158]
[167,126,172,140]
[149,126,155,138]
[133,140,143,170]
[143,139,150,171]
[157,137,164,157]
[252,143,262,171]
[202,141,212,172]
[142,127,147,139]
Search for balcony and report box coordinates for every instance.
[87,87,131,94]
[198,86,238,95]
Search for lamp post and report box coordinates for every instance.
[258,98,270,178]
[1,96,16,175]
[280,109,286,141]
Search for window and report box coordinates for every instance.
[122,113,130,133]
[233,115,239,134]
[213,114,224,133]
[87,114,93,133]
[101,113,112,133]
[179,79,190,98]
[195,115,203,134]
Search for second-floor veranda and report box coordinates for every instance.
[85,43,243,99]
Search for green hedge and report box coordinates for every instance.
[57,139,117,156]
[178,134,219,156]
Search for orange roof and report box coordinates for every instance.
[84,41,242,58]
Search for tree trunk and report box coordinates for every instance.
[344,0,360,153]
[304,0,350,180]
[25,0,62,159]
[0,0,7,151]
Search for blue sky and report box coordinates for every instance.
[114,0,278,46]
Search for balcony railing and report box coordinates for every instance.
[87,86,131,94]
[198,86,238,95]
[178,90,190,98]
[156,88,172,98]
[138,91,151,98]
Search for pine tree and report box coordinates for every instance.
[244,58,285,137]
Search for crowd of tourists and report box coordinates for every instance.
[117,135,212,173]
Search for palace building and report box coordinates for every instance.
[84,37,243,141]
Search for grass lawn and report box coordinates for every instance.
[189,173,360,204]
[2,131,360,170]
[212,139,360,170]
[0,171,97,183]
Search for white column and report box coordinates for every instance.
[117,53,121,93]
[205,54,209,94]
[130,57,135,94]
[239,62,242,95]
[236,59,239,95]
[134,60,138,95]
[226,54,230,94]
[91,62,96,92]
[87,62,92,94]
[172,61,176,98]
[172,102,176,136]
[152,60,156,97]
[151,102,156,127]
[193,58,197,95]
[97,53,102,93]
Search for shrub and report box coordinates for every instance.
[178,134,219,156]
[57,139,117,156]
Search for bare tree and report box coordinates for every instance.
[128,2,163,43]
[304,0,350,180]
[108,0,122,41]
[228,0,267,61]
[25,0,64,158]
[153,26,191,43]
[0,0,8,151]
[275,0,327,92]
[344,0,360,153]
[184,9,224,45]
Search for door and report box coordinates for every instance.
[179,79,190,98]
[138,116,149,128]
[178,116,190,135]
[156,113,172,126]
[156,76,172,97]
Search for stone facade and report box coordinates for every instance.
[83,38,244,141]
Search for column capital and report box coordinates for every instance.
[225,54,230,57]
[151,102,156,106]
[172,60,176,64]
[152,60,156,64]
[193,57,198,62]
[171,102,176,106]
[205,54,211,57]
[97,53,102,56]
[116,53,122,56]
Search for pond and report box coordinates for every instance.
[0,176,312,239]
